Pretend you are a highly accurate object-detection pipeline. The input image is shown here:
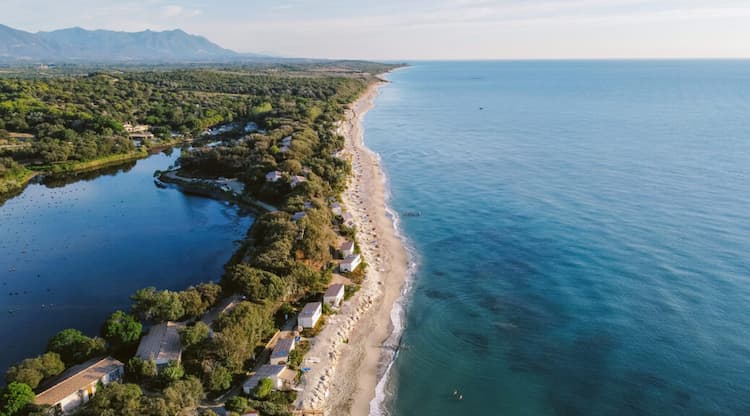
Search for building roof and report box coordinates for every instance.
[292,211,306,222]
[35,357,123,406]
[342,254,361,266]
[265,171,282,180]
[271,338,296,359]
[340,241,354,251]
[136,321,182,363]
[243,365,286,391]
[300,302,321,318]
[325,284,345,298]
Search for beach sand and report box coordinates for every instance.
[295,81,409,415]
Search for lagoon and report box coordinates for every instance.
[0,149,253,376]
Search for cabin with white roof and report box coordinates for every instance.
[339,241,355,258]
[136,321,182,369]
[340,254,362,273]
[298,302,322,329]
[270,337,296,365]
[265,171,283,183]
[324,284,346,308]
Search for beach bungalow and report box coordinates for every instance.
[331,202,343,217]
[292,211,306,222]
[298,302,322,329]
[340,254,362,273]
[35,357,124,414]
[242,365,287,394]
[136,321,182,370]
[339,241,355,258]
[265,171,283,183]
[324,284,346,308]
[270,337,296,365]
[290,175,307,188]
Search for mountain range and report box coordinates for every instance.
[0,24,253,63]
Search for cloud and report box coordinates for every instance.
[161,5,202,18]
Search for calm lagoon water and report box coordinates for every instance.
[0,149,253,375]
[367,61,750,415]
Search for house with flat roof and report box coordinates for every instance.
[243,365,291,394]
[340,254,362,273]
[265,171,283,183]
[324,284,346,308]
[270,337,296,365]
[298,302,322,329]
[339,241,355,258]
[35,357,124,415]
[136,321,182,369]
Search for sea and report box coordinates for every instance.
[0,149,253,376]
[366,61,750,415]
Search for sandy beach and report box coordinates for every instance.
[295,80,409,415]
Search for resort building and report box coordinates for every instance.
[35,357,124,414]
[136,321,182,369]
[270,337,296,365]
[290,175,307,188]
[324,284,346,308]
[340,254,362,273]
[339,241,355,258]
[298,302,322,329]
[265,171,283,183]
[243,365,291,394]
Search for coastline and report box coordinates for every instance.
[295,80,410,415]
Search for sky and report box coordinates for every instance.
[3,0,750,60]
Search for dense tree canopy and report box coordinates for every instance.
[46,329,106,366]
[5,352,64,389]
[101,310,143,348]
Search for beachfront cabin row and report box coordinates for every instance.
[339,241,355,258]
[340,254,362,273]
[242,364,296,394]
[35,357,124,415]
[324,283,345,308]
[298,302,322,329]
[136,321,182,370]
[266,171,283,183]
[270,337,297,365]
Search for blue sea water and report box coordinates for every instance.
[366,61,750,415]
[0,149,253,376]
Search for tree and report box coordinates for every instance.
[101,311,142,348]
[81,383,142,416]
[163,376,204,414]
[224,396,248,413]
[205,364,232,393]
[5,353,65,389]
[179,289,205,319]
[161,361,185,383]
[179,322,210,349]
[47,329,106,365]
[131,287,185,322]
[225,265,285,302]
[0,382,34,416]
[253,377,274,399]
[126,357,157,382]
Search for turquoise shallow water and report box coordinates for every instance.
[365,61,750,415]
[0,149,253,376]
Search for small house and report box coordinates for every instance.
[292,211,306,222]
[324,284,346,308]
[340,254,362,273]
[298,302,322,329]
[339,241,355,258]
[330,202,343,217]
[243,365,287,394]
[290,176,307,189]
[136,321,182,369]
[342,212,355,227]
[35,357,124,414]
[265,171,283,183]
[270,337,296,365]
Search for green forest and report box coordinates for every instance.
[0,61,396,416]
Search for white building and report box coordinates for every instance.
[324,284,346,308]
[265,171,283,183]
[270,337,296,365]
[330,202,343,217]
[35,357,124,414]
[243,365,288,394]
[136,321,182,369]
[340,254,362,273]
[342,212,355,227]
[339,241,355,258]
[290,176,307,189]
[298,302,322,329]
